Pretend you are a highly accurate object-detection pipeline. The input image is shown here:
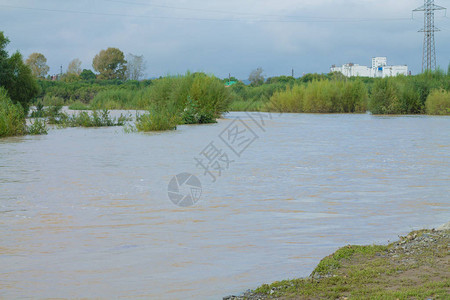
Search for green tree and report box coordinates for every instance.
[80,69,96,80]
[92,48,127,80]
[0,33,11,88]
[25,52,50,78]
[0,32,38,113]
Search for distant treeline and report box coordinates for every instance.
[34,68,450,116]
[228,70,450,115]
[36,79,152,106]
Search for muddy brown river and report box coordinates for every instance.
[0,111,449,299]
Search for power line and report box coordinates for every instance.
[0,3,413,23]
[103,0,399,21]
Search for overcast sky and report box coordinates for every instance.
[1,0,449,79]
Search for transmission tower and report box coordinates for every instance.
[413,0,446,72]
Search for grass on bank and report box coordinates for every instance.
[252,229,449,299]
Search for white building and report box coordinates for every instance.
[330,57,408,78]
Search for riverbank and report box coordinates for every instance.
[225,222,450,299]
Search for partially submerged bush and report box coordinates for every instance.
[49,108,131,128]
[135,107,180,132]
[0,87,26,137]
[30,101,45,117]
[183,74,231,123]
[90,73,231,128]
[0,87,47,137]
[27,118,48,135]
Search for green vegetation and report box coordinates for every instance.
[27,118,48,135]
[92,47,127,80]
[29,102,45,118]
[134,108,179,132]
[229,70,449,115]
[0,87,26,137]
[0,32,39,114]
[4,27,447,135]
[91,72,231,131]
[68,100,90,110]
[25,52,50,79]
[367,70,449,114]
[266,79,368,113]
[46,106,130,128]
[229,99,264,111]
[251,228,449,299]
[311,244,388,277]
[425,89,450,115]
[0,87,47,137]
[35,79,152,106]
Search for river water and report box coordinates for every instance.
[0,112,449,299]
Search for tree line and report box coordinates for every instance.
[25,47,146,82]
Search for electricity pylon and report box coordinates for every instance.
[413,0,446,72]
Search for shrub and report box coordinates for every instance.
[265,80,367,113]
[369,78,401,114]
[42,94,65,107]
[53,109,131,127]
[135,107,179,131]
[183,74,231,123]
[265,84,305,112]
[29,101,45,117]
[90,89,136,109]
[303,80,334,113]
[27,118,47,135]
[0,87,26,137]
[425,89,450,115]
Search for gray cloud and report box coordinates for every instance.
[1,0,449,79]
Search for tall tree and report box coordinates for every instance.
[25,52,50,78]
[92,48,127,80]
[67,58,82,75]
[126,53,146,80]
[0,32,38,113]
[249,67,264,86]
